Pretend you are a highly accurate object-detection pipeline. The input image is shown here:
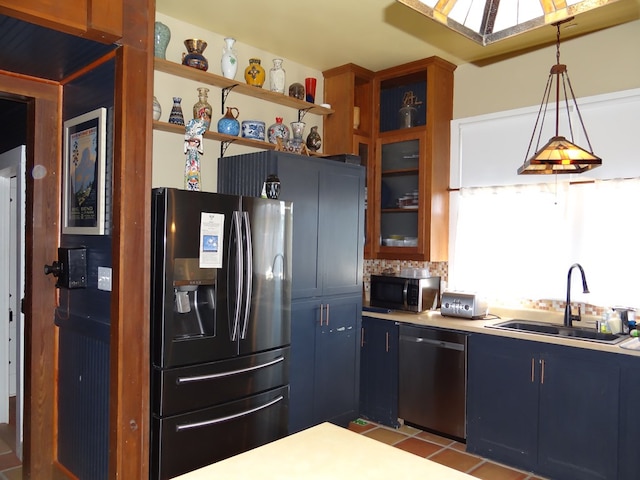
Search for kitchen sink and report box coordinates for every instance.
[488,319,627,344]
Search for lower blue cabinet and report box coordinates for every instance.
[467,334,620,480]
[289,295,361,433]
[359,316,399,428]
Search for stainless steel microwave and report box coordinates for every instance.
[369,275,441,313]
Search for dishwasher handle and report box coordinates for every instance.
[399,334,465,352]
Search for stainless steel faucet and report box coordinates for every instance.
[564,263,590,327]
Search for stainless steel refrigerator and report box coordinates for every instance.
[150,187,292,480]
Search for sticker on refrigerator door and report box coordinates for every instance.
[199,212,224,268]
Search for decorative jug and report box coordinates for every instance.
[182,39,209,71]
[244,58,266,87]
[217,107,240,136]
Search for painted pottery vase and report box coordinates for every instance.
[220,37,238,79]
[168,97,185,126]
[265,174,281,199]
[288,82,305,100]
[192,87,212,130]
[182,39,209,71]
[154,21,171,59]
[244,58,266,87]
[268,117,290,144]
[306,126,322,152]
[269,58,286,94]
[217,107,240,136]
[241,120,266,140]
[152,96,162,121]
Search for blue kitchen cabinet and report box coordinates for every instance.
[467,335,539,470]
[289,295,361,432]
[359,316,399,428]
[618,354,640,480]
[467,334,619,480]
[218,151,366,434]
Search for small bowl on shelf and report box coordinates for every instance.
[241,120,266,140]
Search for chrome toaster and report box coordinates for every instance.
[440,292,488,319]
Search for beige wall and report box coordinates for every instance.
[454,20,640,119]
[153,13,325,192]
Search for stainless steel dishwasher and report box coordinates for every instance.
[398,324,467,440]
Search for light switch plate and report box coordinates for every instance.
[98,266,112,292]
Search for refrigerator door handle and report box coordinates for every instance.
[230,211,244,341]
[176,355,285,384]
[175,395,284,432]
[240,211,252,339]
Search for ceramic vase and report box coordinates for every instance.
[290,121,305,146]
[192,87,212,130]
[244,58,266,87]
[152,96,162,121]
[168,97,185,126]
[398,103,417,128]
[182,39,209,71]
[268,117,290,144]
[269,59,286,94]
[288,82,305,100]
[217,107,240,136]
[264,174,281,199]
[221,37,238,79]
[154,22,171,59]
[306,126,322,152]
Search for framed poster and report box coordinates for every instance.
[62,107,107,234]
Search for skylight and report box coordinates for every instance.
[396,0,619,45]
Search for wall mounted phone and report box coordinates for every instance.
[44,247,87,289]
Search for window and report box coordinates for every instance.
[449,178,640,307]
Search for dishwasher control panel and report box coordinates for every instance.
[441,292,488,319]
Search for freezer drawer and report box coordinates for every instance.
[152,347,289,417]
[151,385,289,480]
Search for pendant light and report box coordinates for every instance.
[517,19,601,175]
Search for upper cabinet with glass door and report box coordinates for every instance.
[372,57,456,261]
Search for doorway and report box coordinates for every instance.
[0,104,27,461]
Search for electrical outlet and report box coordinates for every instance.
[98,266,112,292]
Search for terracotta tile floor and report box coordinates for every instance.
[348,420,548,480]
[0,415,548,480]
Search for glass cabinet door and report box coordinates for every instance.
[377,134,421,252]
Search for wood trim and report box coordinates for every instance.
[108,0,153,476]
[0,70,62,479]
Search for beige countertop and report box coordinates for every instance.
[173,422,475,480]
[363,306,640,357]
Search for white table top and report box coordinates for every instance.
[173,422,475,479]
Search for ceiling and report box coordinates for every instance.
[156,0,640,72]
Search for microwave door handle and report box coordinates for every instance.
[403,280,409,309]
[230,211,243,341]
[240,211,252,339]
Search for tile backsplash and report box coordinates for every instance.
[363,259,609,317]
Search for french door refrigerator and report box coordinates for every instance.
[150,187,292,480]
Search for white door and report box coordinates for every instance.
[0,145,25,460]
